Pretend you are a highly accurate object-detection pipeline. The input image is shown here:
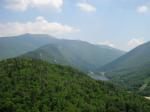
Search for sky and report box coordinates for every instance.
[0,0,150,51]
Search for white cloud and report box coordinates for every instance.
[137,5,149,14]
[0,16,79,37]
[77,2,96,13]
[5,0,63,11]
[128,38,144,48]
[5,0,29,11]
[98,41,115,47]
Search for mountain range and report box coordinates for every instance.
[22,39,124,72]
[0,34,125,72]
[1,33,150,111]
[0,34,59,60]
[1,33,150,96]
[102,41,150,95]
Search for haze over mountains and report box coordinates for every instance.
[0,34,125,72]
[1,34,150,111]
[102,41,150,95]
[1,0,150,111]
[0,34,59,60]
[22,38,124,72]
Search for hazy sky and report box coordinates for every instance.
[0,0,150,51]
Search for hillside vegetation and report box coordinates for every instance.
[0,58,150,112]
[102,41,150,95]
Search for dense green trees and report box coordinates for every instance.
[105,66,150,96]
[0,58,150,112]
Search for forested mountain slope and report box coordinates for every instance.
[0,58,150,112]
[102,41,150,95]
[22,41,124,72]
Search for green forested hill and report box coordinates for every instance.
[22,41,124,72]
[0,58,150,112]
[102,41,150,71]
[102,41,150,95]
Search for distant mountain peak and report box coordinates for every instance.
[21,33,53,38]
[103,41,150,95]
